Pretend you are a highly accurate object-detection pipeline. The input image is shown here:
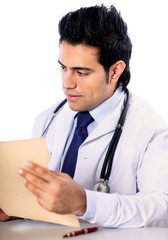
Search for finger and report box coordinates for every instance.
[36,193,69,214]
[37,198,55,213]
[24,179,44,199]
[0,209,18,221]
[50,170,72,180]
[25,161,53,181]
[17,168,48,192]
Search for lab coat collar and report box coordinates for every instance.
[83,89,126,143]
[54,87,125,149]
[89,86,124,124]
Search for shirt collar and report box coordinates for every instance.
[89,87,125,124]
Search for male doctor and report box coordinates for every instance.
[1,5,168,227]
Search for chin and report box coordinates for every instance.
[68,102,90,112]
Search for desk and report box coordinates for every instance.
[0,219,168,240]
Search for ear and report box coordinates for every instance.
[108,60,126,84]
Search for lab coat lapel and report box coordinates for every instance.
[48,104,76,171]
[85,101,123,143]
[73,98,125,186]
[73,105,122,186]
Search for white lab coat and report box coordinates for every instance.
[32,91,168,228]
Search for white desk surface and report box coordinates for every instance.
[0,219,168,240]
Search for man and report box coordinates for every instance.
[1,5,168,227]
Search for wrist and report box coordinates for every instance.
[75,188,87,216]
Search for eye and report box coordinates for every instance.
[60,65,67,72]
[77,71,88,76]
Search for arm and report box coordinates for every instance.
[81,128,168,228]
[18,125,168,228]
[17,158,168,228]
[82,189,168,228]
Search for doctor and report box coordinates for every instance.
[1,5,168,227]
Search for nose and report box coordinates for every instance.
[62,71,76,89]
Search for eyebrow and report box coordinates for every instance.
[58,60,94,72]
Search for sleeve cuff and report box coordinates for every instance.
[78,189,97,223]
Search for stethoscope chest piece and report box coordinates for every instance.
[93,179,110,193]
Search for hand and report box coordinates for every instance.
[17,161,86,216]
[0,208,18,222]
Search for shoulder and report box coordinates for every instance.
[125,90,168,140]
[36,100,66,122]
[31,99,70,137]
[119,90,168,149]
[128,91,166,125]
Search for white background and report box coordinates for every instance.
[0,0,168,141]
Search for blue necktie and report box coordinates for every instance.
[62,111,94,178]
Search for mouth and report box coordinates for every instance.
[66,93,82,101]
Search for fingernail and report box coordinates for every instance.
[25,161,33,168]
[24,179,27,185]
[17,169,23,175]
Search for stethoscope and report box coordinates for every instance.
[42,88,129,193]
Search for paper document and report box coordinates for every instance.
[0,137,80,227]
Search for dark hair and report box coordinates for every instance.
[58,5,132,90]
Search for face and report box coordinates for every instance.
[58,41,117,112]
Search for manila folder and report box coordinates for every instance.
[0,137,80,227]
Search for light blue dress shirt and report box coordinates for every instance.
[60,87,125,171]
